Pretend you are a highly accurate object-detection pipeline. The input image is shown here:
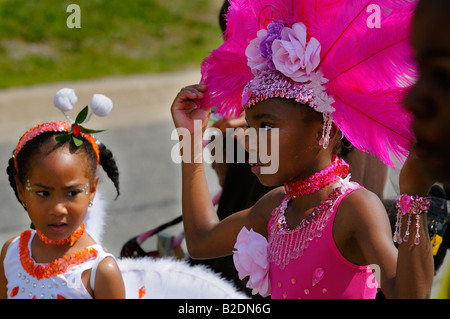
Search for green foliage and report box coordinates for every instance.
[0,0,223,88]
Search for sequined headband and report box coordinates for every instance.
[242,69,334,148]
[13,88,113,173]
[242,69,315,109]
[14,121,100,173]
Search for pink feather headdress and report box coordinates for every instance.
[199,0,417,167]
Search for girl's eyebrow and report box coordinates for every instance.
[33,183,84,190]
[33,183,53,190]
[63,184,84,190]
[250,113,278,121]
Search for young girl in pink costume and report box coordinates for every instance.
[0,89,125,299]
[171,0,434,299]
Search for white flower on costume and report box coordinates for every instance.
[233,227,271,297]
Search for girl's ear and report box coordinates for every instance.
[15,176,25,206]
[89,175,99,204]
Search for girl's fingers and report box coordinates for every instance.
[179,85,206,99]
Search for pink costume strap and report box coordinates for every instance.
[14,121,100,172]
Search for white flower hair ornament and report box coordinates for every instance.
[90,94,113,117]
[53,88,78,112]
[53,88,113,146]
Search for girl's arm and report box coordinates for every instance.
[171,85,275,259]
[0,238,16,299]
[393,146,435,298]
[89,257,125,299]
[344,149,434,298]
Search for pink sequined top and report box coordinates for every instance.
[267,182,378,299]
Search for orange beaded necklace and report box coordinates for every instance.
[36,223,85,246]
[19,230,98,280]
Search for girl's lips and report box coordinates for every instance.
[249,162,263,174]
[48,223,67,233]
[251,165,261,174]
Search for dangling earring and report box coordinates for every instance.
[319,114,333,149]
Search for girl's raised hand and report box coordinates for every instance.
[171,84,210,134]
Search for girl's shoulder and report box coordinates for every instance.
[241,186,286,237]
[1,236,20,260]
[90,255,125,298]
[338,187,390,231]
[251,186,286,219]
[340,187,385,213]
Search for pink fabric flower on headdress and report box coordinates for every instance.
[272,22,321,82]
[233,227,271,297]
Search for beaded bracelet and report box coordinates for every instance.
[393,194,430,245]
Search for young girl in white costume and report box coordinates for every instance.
[171,0,435,298]
[0,89,125,299]
[0,89,249,300]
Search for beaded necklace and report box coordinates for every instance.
[269,158,352,269]
[268,187,345,269]
[283,156,349,198]
[19,230,97,280]
[36,223,85,246]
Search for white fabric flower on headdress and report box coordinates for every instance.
[90,94,113,117]
[53,88,78,112]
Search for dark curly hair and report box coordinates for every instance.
[7,130,120,210]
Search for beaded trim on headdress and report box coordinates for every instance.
[241,68,335,148]
[242,70,315,109]
[13,88,113,173]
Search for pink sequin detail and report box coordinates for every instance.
[269,186,344,269]
[284,156,349,198]
[14,122,71,171]
[312,268,325,287]
[395,194,430,215]
[14,121,100,173]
